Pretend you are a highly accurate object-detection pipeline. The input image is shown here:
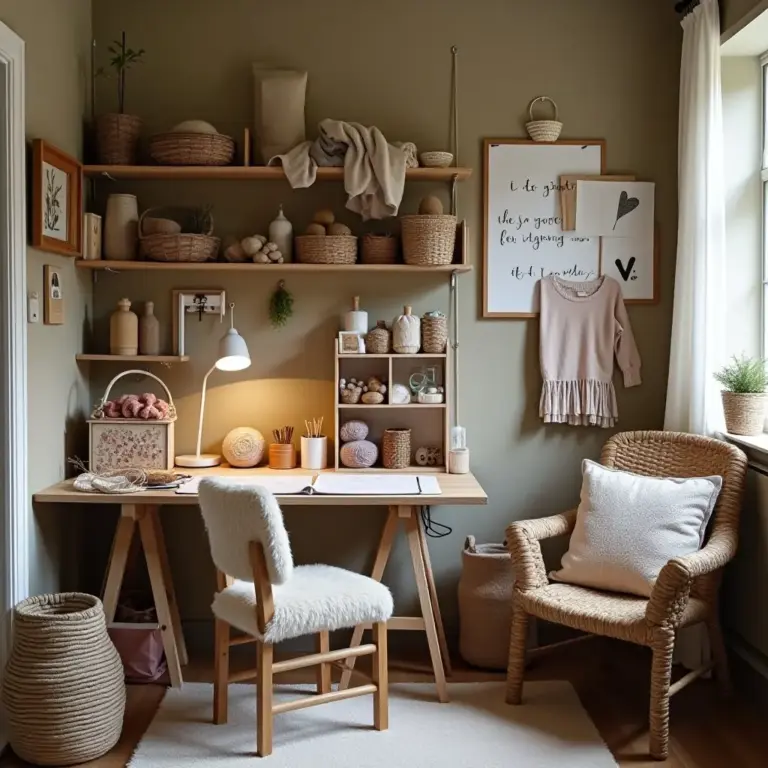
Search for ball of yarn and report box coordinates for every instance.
[121,396,142,419]
[340,440,378,469]
[222,427,265,468]
[340,420,369,443]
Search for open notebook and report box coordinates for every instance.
[175,474,442,496]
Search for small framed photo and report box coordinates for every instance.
[43,264,64,325]
[338,331,365,354]
[32,139,83,257]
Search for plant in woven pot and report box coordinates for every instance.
[95,32,145,164]
[714,354,768,436]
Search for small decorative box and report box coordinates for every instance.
[88,369,176,473]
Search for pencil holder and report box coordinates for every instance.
[383,428,411,469]
[269,443,296,470]
[300,436,327,470]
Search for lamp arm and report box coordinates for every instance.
[195,364,217,458]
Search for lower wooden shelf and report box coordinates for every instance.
[338,403,446,409]
[335,466,446,474]
[76,354,190,363]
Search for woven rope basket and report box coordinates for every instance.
[401,215,457,266]
[721,392,767,436]
[1,593,126,766]
[422,315,448,354]
[361,234,398,264]
[383,428,411,469]
[150,132,235,166]
[139,207,220,262]
[295,235,358,264]
[96,113,142,165]
[526,96,563,142]
[365,321,391,354]
[222,427,265,468]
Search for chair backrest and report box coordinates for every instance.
[198,478,294,585]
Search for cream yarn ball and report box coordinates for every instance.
[222,427,265,468]
[340,440,378,469]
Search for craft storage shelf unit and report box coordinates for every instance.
[334,341,450,473]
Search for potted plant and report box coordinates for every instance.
[714,354,768,435]
[95,33,145,164]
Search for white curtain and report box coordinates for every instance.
[665,0,725,669]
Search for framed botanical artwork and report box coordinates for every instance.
[338,331,364,354]
[32,139,83,256]
[43,264,64,325]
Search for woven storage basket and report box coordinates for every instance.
[361,234,398,264]
[525,96,563,142]
[295,235,358,264]
[419,151,454,168]
[139,207,219,262]
[721,392,767,436]
[401,215,457,266]
[422,314,448,354]
[365,321,391,354]
[383,428,411,469]
[150,132,235,166]
[96,113,142,165]
[1,593,126,766]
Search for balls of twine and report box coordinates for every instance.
[222,427,265,468]
[340,420,369,443]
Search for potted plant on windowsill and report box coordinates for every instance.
[714,354,768,436]
[96,32,145,165]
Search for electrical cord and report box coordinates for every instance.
[420,505,453,539]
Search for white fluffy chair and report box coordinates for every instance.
[199,477,393,757]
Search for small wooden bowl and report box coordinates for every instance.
[269,443,296,470]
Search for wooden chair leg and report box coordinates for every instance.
[505,603,529,705]
[316,630,332,694]
[707,617,733,696]
[372,621,389,731]
[213,619,230,724]
[649,633,674,761]
[256,641,274,758]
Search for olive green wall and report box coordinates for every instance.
[90,0,681,648]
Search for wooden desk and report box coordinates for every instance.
[34,469,487,701]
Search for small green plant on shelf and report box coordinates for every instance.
[269,280,294,328]
[714,354,768,393]
[96,32,145,113]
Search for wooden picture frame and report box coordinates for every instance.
[43,264,64,325]
[338,331,364,355]
[32,139,83,257]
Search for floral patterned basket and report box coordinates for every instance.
[88,370,177,473]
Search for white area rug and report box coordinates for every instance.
[129,682,617,767]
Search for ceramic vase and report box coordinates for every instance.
[268,205,293,262]
[139,301,160,356]
[393,305,421,354]
[110,298,139,356]
[104,194,139,261]
[343,296,368,334]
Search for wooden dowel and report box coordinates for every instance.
[272,684,377,715]
[527,634,595,658]
[228,634,256,647]
[229,667,259,683]
[272,643,377,675]
[669,662,714,697]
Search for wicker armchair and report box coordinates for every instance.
[505,431,747,761]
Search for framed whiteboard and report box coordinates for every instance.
[483,139,606,318]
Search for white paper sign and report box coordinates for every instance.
[575,180,655,239]
[601,236,655,301]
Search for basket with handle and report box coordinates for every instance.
[139,207,220,263]
[525,96,563,142]
[89,370,177,473]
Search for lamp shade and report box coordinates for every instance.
[215,328,250,372]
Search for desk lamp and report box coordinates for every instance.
[176,303,250,468]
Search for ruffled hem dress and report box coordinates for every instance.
[539,275,641,428]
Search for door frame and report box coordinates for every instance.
[0,20,28,686]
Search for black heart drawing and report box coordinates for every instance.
[614,191,640,230]
[615,257,636,282]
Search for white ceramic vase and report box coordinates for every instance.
[104,194,138,261]
[268,205,293,262]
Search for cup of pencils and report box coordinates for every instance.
[300,417,327,471]
[269,425,296,470]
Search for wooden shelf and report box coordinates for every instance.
[76,260,472,274]
[338,403,446,409]
[335,466,446,474]
[83,165,472,182]
[338,353,447,359]
[76,354,190,363]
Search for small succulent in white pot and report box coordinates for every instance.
[714,355,768,435]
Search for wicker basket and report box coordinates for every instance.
[295,235,358,264]
[362,234,398,264]
[422,314,448,354]
[419,151,454,168]
[721,392,767,436]
[365,321,391,354]
[139,207,220,262]
[383,428,411,469]
[340,387,362,405]
[96,113,142,165]
[149,132,235,166]
[1,593,126,766]
[401,215,457,266]
[526,96,563,142]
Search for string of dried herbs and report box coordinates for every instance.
[269,280,294,328]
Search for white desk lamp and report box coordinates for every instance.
[176,303,251,468]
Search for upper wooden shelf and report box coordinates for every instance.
[83,165,473,182]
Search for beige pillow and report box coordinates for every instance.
[551,460,722,598]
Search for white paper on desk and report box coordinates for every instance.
[176,475,315,495]
[311,474,442,496]
[575,180,655,239]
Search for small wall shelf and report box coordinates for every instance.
[76,354,190,363]
[338,404,447,409]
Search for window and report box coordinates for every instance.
[762,54,768,357]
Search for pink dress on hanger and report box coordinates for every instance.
[539,275,641,428]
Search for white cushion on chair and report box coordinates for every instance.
[212,564,394,644]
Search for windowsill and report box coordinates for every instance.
[720,431,768,464]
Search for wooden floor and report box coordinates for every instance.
[2,637,767,767]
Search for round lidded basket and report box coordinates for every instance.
[1,593,126,766]
[383,428,411,470]
[150,132,235,166]
[422,314,448,354]
[139,207,220,263]
[361,233,398,264]
[401,214,457,266]
[366,321,391,354]
[525,96,563,143]
[721,392,768,436]
[295,235,358,265]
